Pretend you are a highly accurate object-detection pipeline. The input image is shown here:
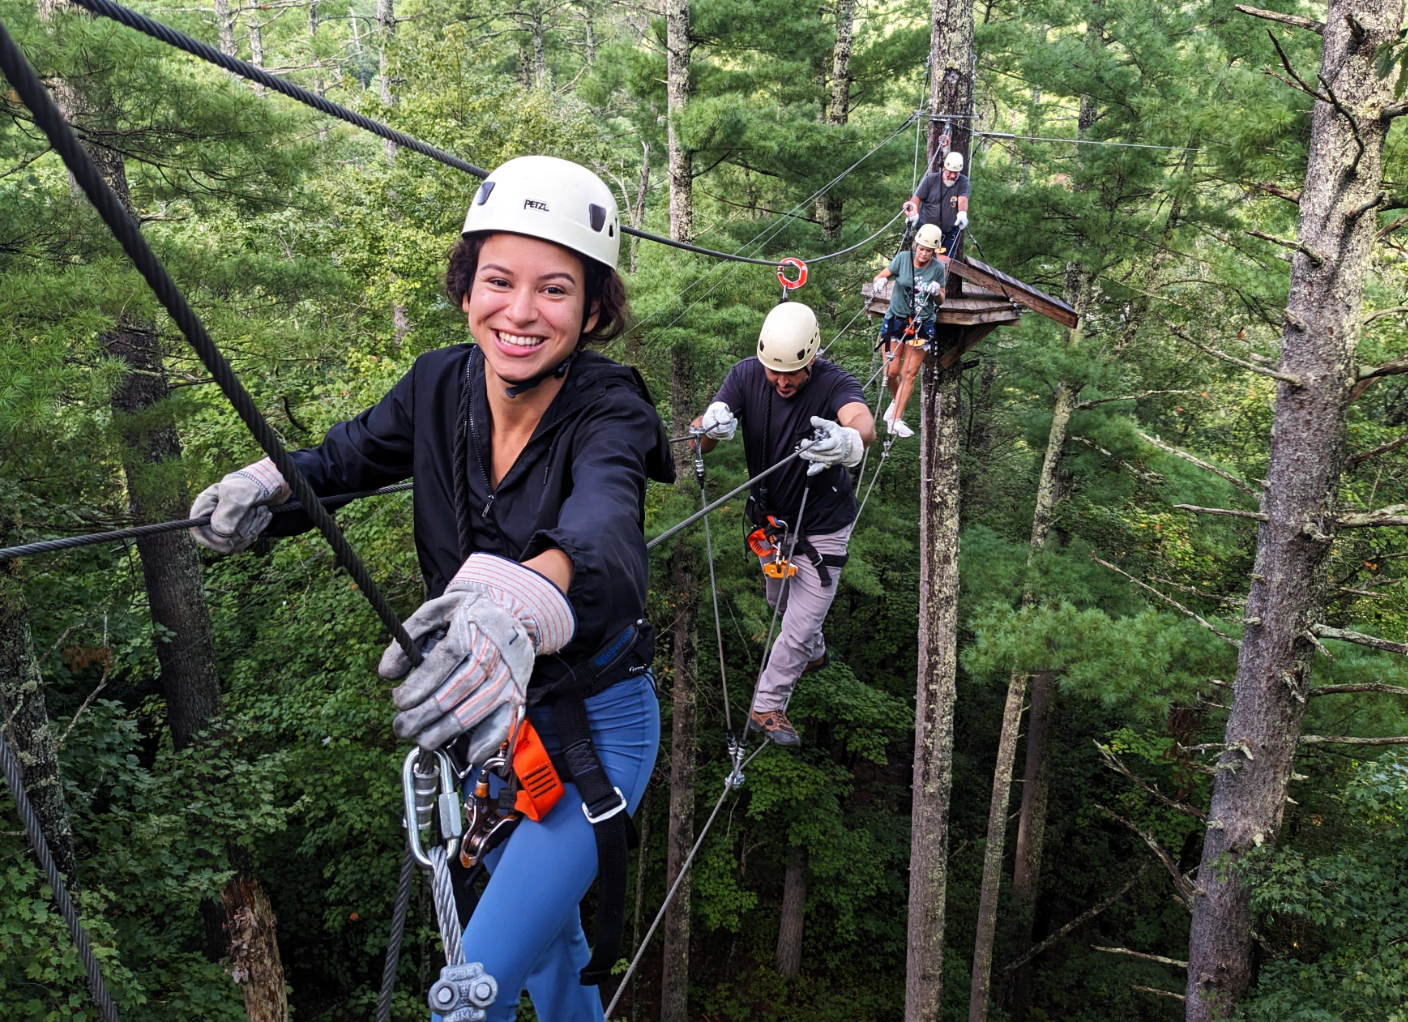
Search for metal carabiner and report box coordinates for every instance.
[402,748,462,869]
[690,427,706,484]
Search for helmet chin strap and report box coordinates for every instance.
[503,348,580,399]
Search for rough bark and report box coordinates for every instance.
[816,0,856,240]
[105,327,224,751]
[221,876,289,1022]
[629,782,652,1022]
[906,352,964,1022]
[905,6,972,1018]
[660,352,698,1022]
[664,0,693,243]
[248,20,264,96]
[1001,671,1056,1019]
[377,0,396,157]
[214,0,236,57]
[775,844,808,976]
[0,572,81,893]
[630,142,649,274]
[967,672,1027,1022]
[1185,3,1402,1017]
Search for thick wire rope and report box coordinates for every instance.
[375,848,418,1022]
[0,482,414,563]
[0,731,122,1022]
[0,21,423,666]
[62,0,919,273]
[645,449,805,551]
[428,846,468,967]
[699,476,733,736]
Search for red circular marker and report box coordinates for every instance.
[777,258,808,290]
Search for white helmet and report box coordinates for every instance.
[915,223,944,250]
[462,155,621,269]
[943,151,964,173]
[756,302,821,373]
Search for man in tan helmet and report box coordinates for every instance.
[692,302,876,747]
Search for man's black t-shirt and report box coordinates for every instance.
[714,357,866,535]
[915,171,970,231]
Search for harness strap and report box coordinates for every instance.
[551,695,631,986]
[789,534,850,588]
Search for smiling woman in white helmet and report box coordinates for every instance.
[186,154,673,1021]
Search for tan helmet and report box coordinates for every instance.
[943,151,964,173]
[915,223,944,251]
[756,302,821,373]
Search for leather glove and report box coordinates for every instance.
[189,458,291,554]
[925,280,945,298]
[955,211,968,229]
[380,554,576,756]
[800,415,864,475]
[700,401,737,442]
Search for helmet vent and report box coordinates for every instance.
[589,204,607,231]
[475,181,495,205]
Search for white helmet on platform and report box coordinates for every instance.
[462,155,621,268]
[943,151,964,173]
[756,302,821,373]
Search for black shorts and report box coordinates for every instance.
[880,314,935,346]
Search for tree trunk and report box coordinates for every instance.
[906,353,964,1022]
[775,844,808,977]
[629,782,652,1022]
[222,876,289,1022]
[905,4,972,1015]
[630,142,649,274]
[248,20,264,96]
[816,0,856,240]
[966,671,1026,1022]
[1002,671,1056,1020]
[926,0,973,272]
[214,0,236,57]
[664,0,692,243]
[377,0,396,157]
[531,12,548,88]
[661,351,698,1022]
[0,572,81,892]
[1185,2,1401,1017]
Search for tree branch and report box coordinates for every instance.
[1357,355,1408,381]
[1308,682,1408,697]
[1337,503,1408,526]
[1096,804,1198,900]
[1265,30,1326,102]
[1074,390,1196,409]
[1347,433,1408,464]
[1174,504,1269,522]
[1246,229,1327,267]
[1000,863,1152,975]
[1070,436,1164,483]
[1376,213,1408,240]
[1094,946,1189,969]
[1161,317,1303,386]
[1300,734,1408,746]
[1364,305,1408,324]
[1234,4,1323,33]
[1138,433,1261,499]
[1254,181,1302,204]
[1095,742,1208,822]
[1311,624,1408,656]
[1091,555,1242,648]
[1133,985,1187,1002]
[1318,73,1366,176]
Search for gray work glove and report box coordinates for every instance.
[955,210,969,230]
[379,554,576,756]
[906,214,920,228]
[800,415,864,475]
[700,401,737,442]
[872,275,889,293]
[924,279,945,298]
[189,458,291,554]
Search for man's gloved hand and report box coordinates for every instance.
[800,415,864,475]
[955,211,969,230]
[700,401,737,442]
[906,214,920,228]
[379,554,575,756]
[902,200,918,217]
[189,458,292,554]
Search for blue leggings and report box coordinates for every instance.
[443,673,660,1022]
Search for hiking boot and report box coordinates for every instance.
[803,650,830,674]
[748,708,801,747]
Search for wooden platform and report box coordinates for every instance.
[861,280,1023,327]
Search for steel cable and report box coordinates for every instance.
[374,848,417,1022]
[0,731,122,1022]
[0,482,414,563]
[0,21,422,665]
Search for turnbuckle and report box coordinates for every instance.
[690,427,706,485]
[724,733,747,790]
[401,748,464,869]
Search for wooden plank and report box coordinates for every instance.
[935,323,1002,370]
[948,258,1079,329]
